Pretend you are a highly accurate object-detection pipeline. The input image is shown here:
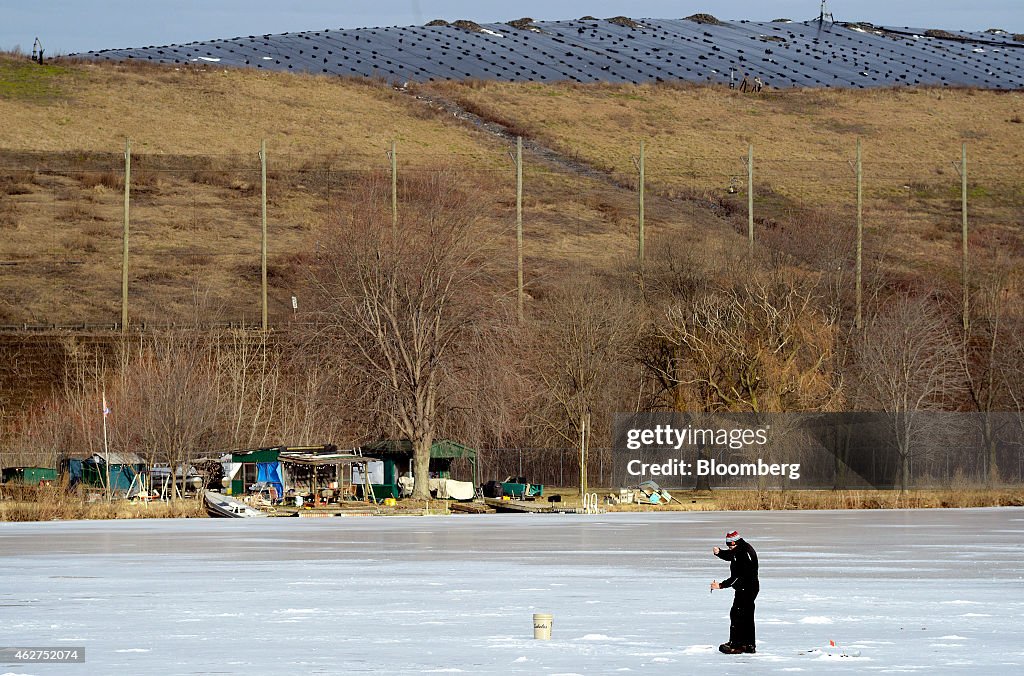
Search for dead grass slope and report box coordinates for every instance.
[1,57,1022,329]
[1,57,734,326]
[430,80,1024,288]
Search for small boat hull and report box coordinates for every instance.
[204,490,267,518]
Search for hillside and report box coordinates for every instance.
[1,56,1021,327]
[2,53,1023,485]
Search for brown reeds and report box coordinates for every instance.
[0,483,206,521]
[605,489,1024,512]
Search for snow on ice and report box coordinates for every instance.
[1,508,1023,674]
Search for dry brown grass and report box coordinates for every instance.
[0,56,1021,327]
[0,483,205,521]
[427,79,1024,299]
[605,488,1024,511]
[0,56,500,161]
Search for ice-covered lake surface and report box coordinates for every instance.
[2,508,1024,674]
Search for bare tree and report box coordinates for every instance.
[213,328,281,449]
[123,331,222,497]
[855,293,965,491]
[962,262,1016,485]
[530,280,638,481]
[307,169,501,499]
[646,276,839,414]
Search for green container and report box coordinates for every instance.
[1,466,58,485]
[501,482,543,499]
[357,483,398,502]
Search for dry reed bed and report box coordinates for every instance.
[606,489,1024,512]
[0,495,205,522]
[3,489,1021,521]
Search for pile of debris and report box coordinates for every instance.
[685,13,724,26]
[452,19,485,33]
[607,16,641,29]
[507,17,543,33]
[607,480,679,506]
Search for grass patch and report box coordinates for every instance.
[0,198,18,229]
[0,57,71,101]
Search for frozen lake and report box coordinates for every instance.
[2,508,1023,674]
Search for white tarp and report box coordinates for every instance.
[428,478,475,500]
[351,460,384,485]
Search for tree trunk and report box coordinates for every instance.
[901,450,910,494]
[413,436,432,499]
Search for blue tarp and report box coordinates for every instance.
[256,462,284,502]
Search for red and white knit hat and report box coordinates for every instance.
[725,530,740,544]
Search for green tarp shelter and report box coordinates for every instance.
[1,466,58,485]
[82,452,145,496]
[359,440,478,498]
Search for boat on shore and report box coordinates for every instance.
[204,490,268,518]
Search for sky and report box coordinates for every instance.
[2,1,1023,56]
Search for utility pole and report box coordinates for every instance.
[102,386,111,502]
[121,139,130,332]
[260,139,268,332]
[960,143,969,333]
[856,138,863,330]
[515,137,524,322]
[579,413,589,498]
[390,140,398,232]
[632,141,645,284]
[747,144,754,254]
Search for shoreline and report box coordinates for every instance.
[2,487,1023,521]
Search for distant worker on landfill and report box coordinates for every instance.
[711,530,759,654]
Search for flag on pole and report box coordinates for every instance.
[102,393,111,417]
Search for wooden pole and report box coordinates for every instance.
[638,140,645,274]
[747,144,754,254]
[391,140,398,232]
[102,386,111,502]
[260,139,268,332]
[516,136,524,323]
[961,142,969,333]
[856,138,863,330]
[121,139,130,332]
[579,413,587,498]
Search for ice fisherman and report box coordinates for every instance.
[711,530,759,654]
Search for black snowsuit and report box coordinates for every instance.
[715,539,759,647]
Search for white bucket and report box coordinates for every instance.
[294,495,303,507]
[533,613,553,640]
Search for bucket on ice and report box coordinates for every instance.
[533,613,553,640]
